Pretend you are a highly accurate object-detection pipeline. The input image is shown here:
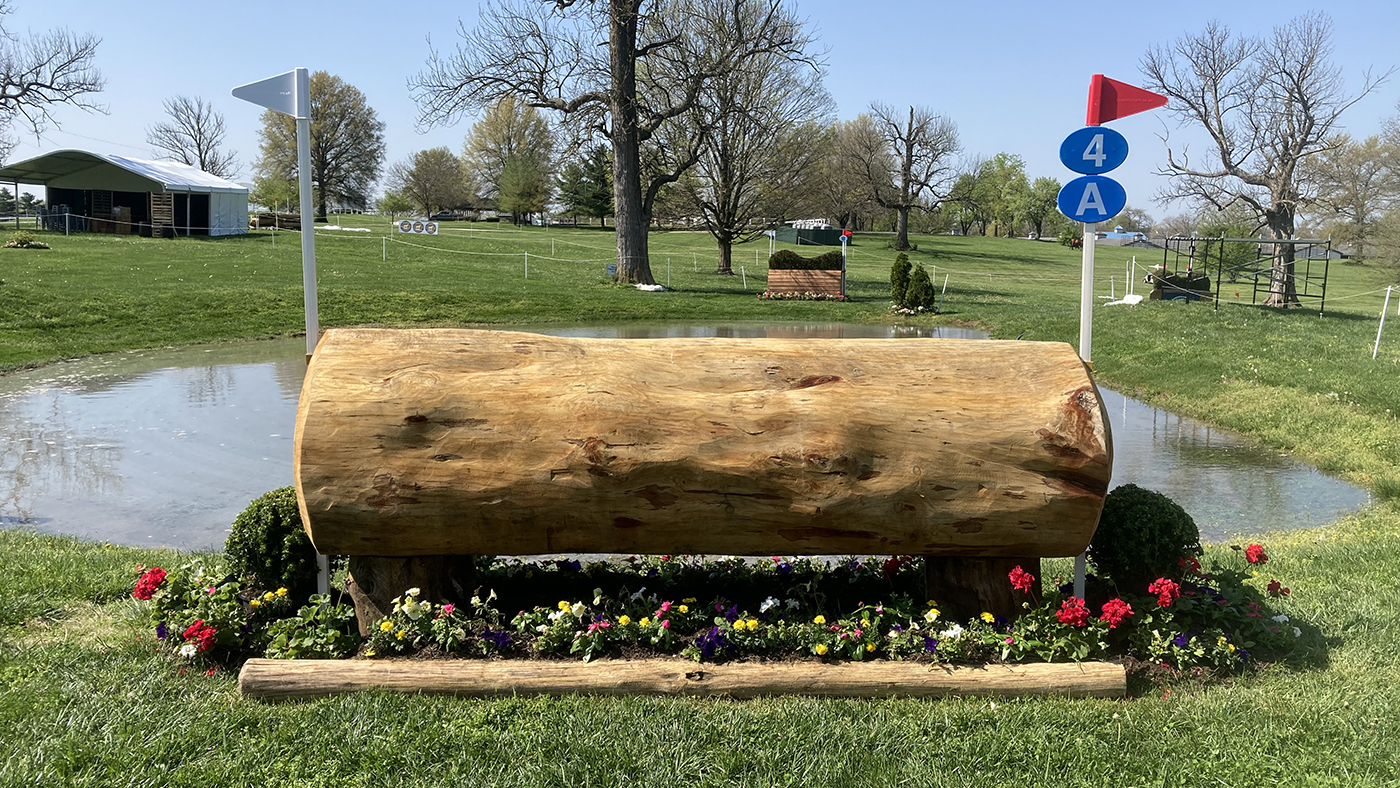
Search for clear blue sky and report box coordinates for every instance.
[5,0,1397,221]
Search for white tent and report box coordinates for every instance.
[0,149,249,236]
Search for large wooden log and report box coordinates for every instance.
[239,658,1127,701]
[295,329,1112,557]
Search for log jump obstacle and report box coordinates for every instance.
[265,328,1120,699]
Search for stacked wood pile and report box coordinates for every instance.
[766,249,844,296]
[250,213,302,231]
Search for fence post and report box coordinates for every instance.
[1375,286,1394,360]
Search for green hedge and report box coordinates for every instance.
[768,249,844,270]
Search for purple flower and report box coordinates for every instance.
[723,605,740,624]
[891,623,904,633]
[776,560,793,575]
[1171,633,1190,647]
[481,630,512,649]
[155,621,167,640]
[923,637,938,653]
[695,626,730,660]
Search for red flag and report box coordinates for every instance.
[1086,74,1168,125]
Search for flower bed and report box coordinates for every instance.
[131,542,1304,687]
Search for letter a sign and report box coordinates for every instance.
[1057,175,1126,224]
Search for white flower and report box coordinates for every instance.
[570,602,588,619]
[593,588,604,605]
[401,597,428,620]
[547,610,563,622]
[924,609,940,623]
[939,624,964,640]
[760,596,780,614]
[179,644,198,658]
[1293,627,1302,638]
[785,598,801,610]
[629,587,648,602]
[536,624,548,633]
[1272,614,1290,623]
[406,587,421,597]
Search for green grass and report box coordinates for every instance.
[3,223,1400,784]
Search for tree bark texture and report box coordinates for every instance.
[344,555,478,636]
[925,557,1040,623]
[295,329,1113,558]
[608,1,654,285]
[240,657,1126,701]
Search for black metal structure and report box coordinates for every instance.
[1160,236,1334,315]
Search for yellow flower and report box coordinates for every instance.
[364,649,376,657]
[263,591,275,602]
[980,612,995,624]
[747,619,760,631]
[865,643,876,653]
[924,609,940,623]
[1228,644,1236,653]
[558,600,571,611]
[379,620,394,633]
[395,630,406,640]
[682,597,697,603]
[927,600,937,607]
[640,617,651,627]
[860,618,871,628]
[678,605,689,614]
[618,615,632,626]
[815,643,829,656]
[813,615,827,625]
[525,570,533,579]
[276,587,288,597]
[250,599,261,609]
[1218,636,1227,646]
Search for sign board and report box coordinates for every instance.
[1059,126,1128,175]
[606,263,618,276]
[1057,175,1127,224]
[398,220,439,236]
[232,69,306,119]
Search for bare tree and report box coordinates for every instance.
[411,0,813,284]
[0,1,103,162]
[853,103,959,251]
[812,116,885,231]
[1142,12,1391,305]
[388,147,466,214]
[681,15,830,274]
[146,96,237,177]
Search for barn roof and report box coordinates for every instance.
[0,149,246,194]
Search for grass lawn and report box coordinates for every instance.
[2,221,1400,785]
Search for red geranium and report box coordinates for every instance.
[1008,565,1036,594]
[1056,597,1089,628]
[1147,577,1181,608]
[1178,556,1202,576]
[1266,579,1291,597]
[1245,544,1268,564]
[1099,598,1134,629]
[182,620,218,653]
[132,567,167,600]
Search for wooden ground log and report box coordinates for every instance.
[295,329,1112,559]
[239,658,1126,702]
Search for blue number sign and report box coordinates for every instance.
[1059,126,1129,175]
[1057,175,1127,224]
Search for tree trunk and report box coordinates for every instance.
[345,555,478,636]
[295,329,1113,558]
[608,1,654,285]
[893,207,911,251]
[715,235,734,275]
[925,557,1040,623]
[1262,208,1300,307]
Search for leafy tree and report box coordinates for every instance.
[1019,176,1061,237]
[0,2,103,162]
[811,117,884,231]
[388,147,466,214]
[412,0,813,284]
[463,96,554,204]
[1142,12,1391,305]
[146,95,237,177]
[852,103,959,250]
[977,153,1028,236]
[1101,205,1155,234]
[496,153,551,223]
[255,71,386,220]
[890,252,911,304]
[377,190,414,222]
[1306,134,1396,261]
[252,176,297,212]
[17,191,39,214]
[0,186,13,216]
[556,145,613,226]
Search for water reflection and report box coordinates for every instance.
[0,327,1369,550]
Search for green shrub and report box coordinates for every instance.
[265,594,359,659]
[904,263,935,309]
[890,253,911,304]
[225,487,317,596]
[767,249,844,270]
[1088,484,1202,592]
[5,230,48,249]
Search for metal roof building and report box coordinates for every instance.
[0,149,248,236]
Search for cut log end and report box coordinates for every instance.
[238,658,1126,702]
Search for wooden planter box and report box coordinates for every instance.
[766,268,844,296]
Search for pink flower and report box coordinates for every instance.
[660,620,670,629]
[441,603,455,616]
[600,620,611,629]
[206,587,216,595]
[659,601,672,613]
[1004,637,1015,645]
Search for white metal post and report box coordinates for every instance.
[295,69,319,362]
[382,236,386,262]
[1375,286,1393,359]
[1079,223,1096,363]
[741,266,747,290]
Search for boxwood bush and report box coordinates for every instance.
[225,487,318,596]
[767,249,844,270]
[1088,483,1202,593]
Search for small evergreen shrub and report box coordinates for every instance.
[904,263,935,309]
[767,249,844,270]
[226,487,317,596]
[890,253,911,304]
[1088,484,1202,591]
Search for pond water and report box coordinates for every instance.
[0,325,1368,551]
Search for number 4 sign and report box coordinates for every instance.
[1059,126,1128,175]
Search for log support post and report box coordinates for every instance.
[924,557,1041,623]
[346,555,478,636]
